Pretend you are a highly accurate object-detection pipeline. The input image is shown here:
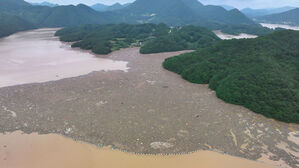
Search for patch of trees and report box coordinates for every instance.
[163,30,299,123]
[55,24,220,54]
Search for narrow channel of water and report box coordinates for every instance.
[0,131,277,168]
[213,30,257,40]
[260,23,299,31]
[0,28,129,88]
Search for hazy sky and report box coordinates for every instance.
[25,0,299,9]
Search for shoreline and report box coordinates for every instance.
[0,30,298,168]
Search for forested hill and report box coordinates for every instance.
[163,30,299,123]
[113,0,257,27]
[256,8,299,26]
[55,24,220,54]
[0,0,109,27]
[0,0,271,38]
[0,13,35,38]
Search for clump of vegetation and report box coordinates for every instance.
[163,30,299,123]
[55,24,220,54]
[140,26,219,54]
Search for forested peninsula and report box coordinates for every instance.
[55,24,220,54]
[163,30,299,123]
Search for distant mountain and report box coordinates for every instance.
[256,8,299,26]
[0,13,35,37]
[241,6,296,18]
[0,0,268,37]
[91,3,108,11]
[106,3,125,11]
[30,1,58,7]
[113,0,256,27]
[220,5,235,11]
[91,3,131,12]
[0,0,108,27]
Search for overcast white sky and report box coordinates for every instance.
[25,0,299,9]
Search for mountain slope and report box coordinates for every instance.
[113,0,208,26]
[116,0,256,26]
[256,8,299,25]
[0,13,35,37]
[0,0,107,27]
[39,4,105,27]
[241,6,296,18]
[163,30,299,123]
[30,1,59,7]
[0,0,268,36]
[91,3,108,11]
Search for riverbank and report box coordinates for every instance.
[0,30,298,168]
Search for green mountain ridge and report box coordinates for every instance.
[241,6,296,18]
[0,13,35,37]
[0,0,270,37]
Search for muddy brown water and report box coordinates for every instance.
[0,28,129,87]
[0,131,276,168]
[0,29,298,168]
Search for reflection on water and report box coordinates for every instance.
[0,28,129,88]
[0,131,277,168]
[213,30,258,40]
[260,23,299,31]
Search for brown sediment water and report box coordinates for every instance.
[0,28,129,88]
[0,132,276,168]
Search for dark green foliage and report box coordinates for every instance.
[140,26,220,54]
[55,24,219,54]
[113,0,257,27]
[0,0,108,28]
[0,13,35,37]
[163,30,299,123]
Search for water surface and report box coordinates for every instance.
[0,28,129,88]
[260,23,299,31]
[213,30,257,40]
[0,131,277,168]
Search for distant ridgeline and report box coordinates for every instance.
[256,8,299,26]
[0,0,272,38]
[55,24,220,54]
[163,30,299,123]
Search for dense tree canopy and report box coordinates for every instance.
[55,24,220,54]
[163,30,299,123]
[0,13,35,38]
[140,26,220,53]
